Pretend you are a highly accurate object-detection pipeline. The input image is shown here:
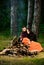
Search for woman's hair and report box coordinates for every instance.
[22,27,27,32]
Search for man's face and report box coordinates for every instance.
[22,27,26,32]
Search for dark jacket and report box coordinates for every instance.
[27,31,37,41]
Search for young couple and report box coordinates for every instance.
[18,27,37,42]
[19,27,43,52]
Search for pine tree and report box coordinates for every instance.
[32,0,41,38]
[11,0,18,36]
[27,0,34,30]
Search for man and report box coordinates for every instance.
[27,28,37,41]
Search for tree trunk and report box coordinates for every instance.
[11,0,27,36]
[32,0,41,38]
[27,0,34,30]
[11,0,18,36]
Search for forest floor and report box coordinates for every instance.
[0,53,44,65]
[0,32,44,65]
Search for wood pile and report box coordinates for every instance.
[0,36,38,56]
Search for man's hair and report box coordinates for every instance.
[27,28,31,31]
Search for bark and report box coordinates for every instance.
[11,0,18,36]
[32,0,41,38]
[27,0,34,30]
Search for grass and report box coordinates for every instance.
[0,31,44,65]
[0,30,13,50]
[0,55,44,65]
[38,33,44,47]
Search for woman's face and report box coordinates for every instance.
[22,27,26,32]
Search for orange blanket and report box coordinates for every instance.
[22,37,43,52]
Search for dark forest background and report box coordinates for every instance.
[0,0,44,36]
[0,1,44,64]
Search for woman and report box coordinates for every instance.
[18,27,28,42]
[22,37,43,52]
